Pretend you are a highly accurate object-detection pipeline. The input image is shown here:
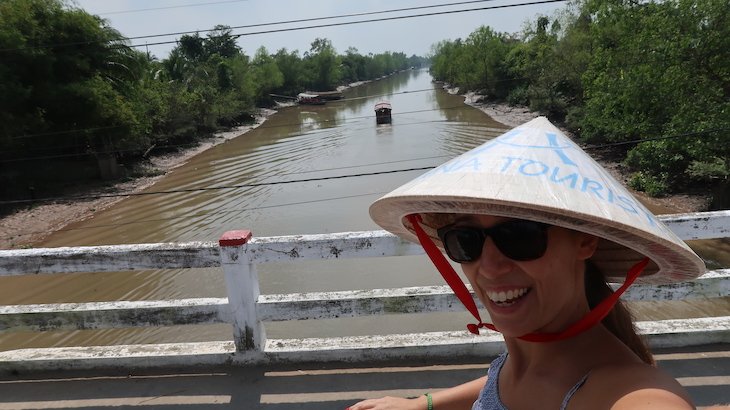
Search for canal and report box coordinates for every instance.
[1,69,728,350]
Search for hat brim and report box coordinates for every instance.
[368,117,705,284]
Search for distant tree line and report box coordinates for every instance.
[430,0,729,199]
[0,0,426,210]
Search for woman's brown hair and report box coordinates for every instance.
[585,261,655,365]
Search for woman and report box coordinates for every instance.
[350,117,704,409]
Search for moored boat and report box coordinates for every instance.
[307,90,343,100]
[297,93,326,105]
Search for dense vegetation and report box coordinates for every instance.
[0,0,425,210]
[2,0,727,209]
[430,0,729,199]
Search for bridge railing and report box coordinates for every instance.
[0,210,728,370]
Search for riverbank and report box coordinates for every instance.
[0,83,712,250]
[452,88,712,215]
[0,108,276,249]
[0,77,383,250]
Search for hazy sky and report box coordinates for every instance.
[72,0,565,59]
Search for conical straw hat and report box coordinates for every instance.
[369,117,705,284]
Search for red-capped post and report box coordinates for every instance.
[218,230,265,352]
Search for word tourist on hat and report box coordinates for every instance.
[348,118,714,410]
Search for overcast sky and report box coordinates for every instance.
[72,0,565,59]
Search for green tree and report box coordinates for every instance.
[304,38,340,90]
[178,33,206,61]
[227,54,256,108]
[272,48,304,96]
[251,47,284,105]
[463,26,513,98]
[506,10,591,122]
[205,25,240,58]
[579,0,729,194]
[340,47,367,83]
[0,0,147,163]
[429,39,464,85]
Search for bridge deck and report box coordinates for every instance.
[1,343,728,409]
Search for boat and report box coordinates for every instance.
[374,101,392,124]
[297,93,325,105]
[306,90,343,100]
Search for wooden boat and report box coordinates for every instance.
[297,93,325,105]
[374,101,392,124]
[307,90,343,100]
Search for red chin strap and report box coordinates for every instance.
[406,214,649,343]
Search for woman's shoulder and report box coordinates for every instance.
[572,362,694,409]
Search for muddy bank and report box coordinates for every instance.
[0,109,276,249]
[0,76,389,250]
[0,78,376,250]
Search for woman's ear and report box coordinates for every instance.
[576,233,600,260]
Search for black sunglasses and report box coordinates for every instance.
[436,220,550,263]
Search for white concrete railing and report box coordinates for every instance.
[0,210,728,370]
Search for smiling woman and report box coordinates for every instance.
[351,117,705,409]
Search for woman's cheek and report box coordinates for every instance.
[462,268,491,307]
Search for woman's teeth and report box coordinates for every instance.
[487,288,529,305]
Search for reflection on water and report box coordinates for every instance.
[1,69,728,349]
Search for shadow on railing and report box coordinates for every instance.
[0,210,728,370]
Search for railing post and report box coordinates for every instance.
[219,230,265,352]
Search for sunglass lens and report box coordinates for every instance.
[442,228,483,263]
[493,221,548,261]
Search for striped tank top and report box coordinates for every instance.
[472,353,589,410]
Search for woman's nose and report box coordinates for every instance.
[477,237,513,277]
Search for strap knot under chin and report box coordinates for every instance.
[468,322,497,335]
[467,323,481,335]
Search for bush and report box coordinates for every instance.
[687,158,729,181]
[564,105,584,135]
[507,86,529,106]
[628,171,669,197]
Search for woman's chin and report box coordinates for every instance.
[488,320,532,338]
[498,328,531,339]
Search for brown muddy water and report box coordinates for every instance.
[1,69,728,350]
